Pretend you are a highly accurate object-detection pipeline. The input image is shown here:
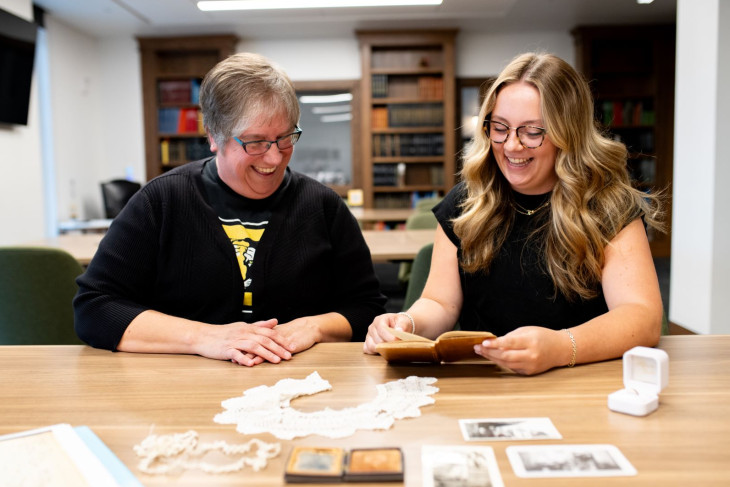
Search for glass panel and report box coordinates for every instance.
[460,85,480,143]
[290,90,352,186]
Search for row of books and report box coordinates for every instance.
[371,49,443,70]
[373,190,442,209]
[372,133,444,157]
[628,157,657,185]
[158,79,201,104]
[158,107,205,134]
[371,104,443,128]
[611,129,655,154]
[373,163,405,186]
[373,163,444,187]
[599,99,656,127]
[160,137,212,165]
[371,75,443,99]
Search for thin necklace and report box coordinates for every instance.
[511,199,550,216]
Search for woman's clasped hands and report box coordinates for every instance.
[198,317,323,367]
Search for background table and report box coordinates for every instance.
[58,218,113,234]
[1,336,728,486]
[22,233,104,266]
[349,207,415,227]
[23,229,435,266]
[361,229,434,262]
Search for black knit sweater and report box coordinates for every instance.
[74,159,386,350]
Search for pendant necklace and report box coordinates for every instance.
[511,198,550,216]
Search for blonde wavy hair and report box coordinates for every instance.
[454,52,664,300]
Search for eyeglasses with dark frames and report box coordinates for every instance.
[233,126,303,155]
[483,119,547,149]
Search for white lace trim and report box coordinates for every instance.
[133,430,281,475]
[213,371,438,440]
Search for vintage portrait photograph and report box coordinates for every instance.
[421,445,504,487]
[459,417,562,441]
[506,444,637,478]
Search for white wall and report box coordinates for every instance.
[670,0,730,334]
[41,20,145,223]
[0,0,45,246]
[97,38,145,189]
[712,1,730,333]
[457,30,574,77]
[45,17,104,221]
[240,30,575,81]
[239,38,361,80]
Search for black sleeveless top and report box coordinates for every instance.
[433,183,608,336]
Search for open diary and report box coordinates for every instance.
[375,329,496,363]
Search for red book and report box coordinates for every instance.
[177,108,200,133]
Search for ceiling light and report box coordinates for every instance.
[636,0,654,4]
[321,113,353,123]
[311,105,352,114]
[198,0,442,11]
[299,93,353,104]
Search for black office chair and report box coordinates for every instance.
[101,179,142,218]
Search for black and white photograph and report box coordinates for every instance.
[507,444,637,478]
[421,445,504,487]
[459,417,562,441]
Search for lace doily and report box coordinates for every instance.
[214,371,438,439]
[133,430,280,474]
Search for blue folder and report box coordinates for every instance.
[73,426,144,487]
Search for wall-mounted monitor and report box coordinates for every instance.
[0,7,37,126]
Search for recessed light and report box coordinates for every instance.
[198,0,443,11]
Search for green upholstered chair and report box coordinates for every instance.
[398,211,438,285]
[414,196,443,213]
[661,311,670,336]
[402,242,434,311]
[0,247,85,345]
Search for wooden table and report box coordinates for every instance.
[362,229,434,262]
[23,229,435,266]
[58,218,113,234]
[349,207,415,226]
[1,336,728,486]
[23,233,104,266]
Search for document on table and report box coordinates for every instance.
[0,423,142,486]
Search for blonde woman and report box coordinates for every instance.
[364,53,665,375]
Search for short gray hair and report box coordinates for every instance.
[199,52,300,151]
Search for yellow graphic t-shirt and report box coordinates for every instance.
[202,158,289,316]
[221,219,266,312]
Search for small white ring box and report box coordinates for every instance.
[607,346,669,416]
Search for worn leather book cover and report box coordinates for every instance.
[376,329,496,363]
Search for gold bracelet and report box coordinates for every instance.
[563,329,576,367]
[397,312,415,334]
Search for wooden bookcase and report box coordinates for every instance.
[357,30,457,210]
[138,35,238,181]
[572,25,675,258]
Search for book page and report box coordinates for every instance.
[0,429,89,487]
[0,424,120,487]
